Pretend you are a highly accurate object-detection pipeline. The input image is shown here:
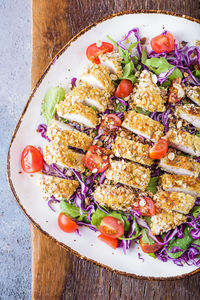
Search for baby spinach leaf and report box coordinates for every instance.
[148,253,156,259]
[166,227,194,258]
[141,228,155,245]
[91,208,106,228]
[42,86,65,126]
[192,206,200,218]
[195,131,200,138]
[135,106,151,116]
[141,49,148,64]
[146,177,159,195]
[60,200,89,223]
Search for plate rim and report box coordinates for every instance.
[7,9,200,280]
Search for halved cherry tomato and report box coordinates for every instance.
[86,42,113,64]
[58,213,78,233]
[84,145,110,173]
[99,114,122,135]
[99,216,124,238]
[132,197,156,216]
[114,79,133,98]
[149,139,168,160]
[98,234,118,249]
[140,236,163,253]
[151,33,175,53]
[21,145,44,173]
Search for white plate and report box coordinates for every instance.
[7,11,200,279]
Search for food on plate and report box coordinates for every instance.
[22,28,200,266]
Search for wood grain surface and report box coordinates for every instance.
[31,1,200,299]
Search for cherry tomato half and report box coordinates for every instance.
[99,216,124,238]
[21,145,43,173]
[58,213,78,233]
[132,197,156,216]
[98,234,118,249]
[86,42,113,64]
[114,79,133,98]
[84,145,110,173]
[149,139,168,160]
[99,114,122,135]
[151,33,175,53]
[140,236,163,253]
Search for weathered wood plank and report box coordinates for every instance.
[31,1,200,299]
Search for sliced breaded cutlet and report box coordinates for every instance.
[38,173,79,200]
[161,174,200,197]
[185,85,200,106]
[112,136,153,166]
[131,70,166,112]
[122,110,164,142]
[155,191,195,215]
[99,52,123,77]
[65,82,110,112]
[81,64,115,94]
[151,211,186,235]
[105,160,150,190]
[176,104,200,129]
[159,151,200,177]
[43,143,85,172]
[93,184,139,211]
[57,101,99,128]
[47,120,92,151]
[166,129,200,156]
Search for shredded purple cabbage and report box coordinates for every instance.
[110,96,128,106]
[150,106,172,133]
[71,77,77,88]
[37,124,51,142]
[117,27,142,57]
[42,162,74,180]
[48,195,60,212]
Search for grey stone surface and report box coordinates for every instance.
[0,1,31,299]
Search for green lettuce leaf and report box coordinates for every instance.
[135,106,151,116]
[60,200,89,223]
[42,86,65,126]
[146,177,159,194]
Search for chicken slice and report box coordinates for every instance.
[122,110,164,142]
[81,64,115,94]
[161,173,200,197]
[176,104,200,129]
[159,151,200,177]
[47,119,92,151]
[99,52,123,77]
[151,211,186,235]
[112,136,153,166]
[185,85,200,106]
[105,160,150,191]
[65,82,110,112]
[57,101,99,128]
[131,70,166,112]
[155,191,195,215]
[38,173,79,200]
[93,184,139,211]
[43,143,85,172]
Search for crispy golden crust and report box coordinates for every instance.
[176,104,200,120]
[105,160,150,190]
[112,136,153,166]
[57,101,99,128]
[161,173,200,197]
[47,120,92,151]
[159,152,200,177]
[43,143,85,172]
[99,52,123,77]
[131,70,166,112]
[155,191,196,214]
[38,173,79,200]
[81,64,115,94]
[185,86,200,105]
[122,110,164,142]
[93,184,138,211]
[66,82,110,112]
[151,211,186,235]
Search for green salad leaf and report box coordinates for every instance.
[192,206,200,218]
[148,253,156,259]
[42,86,65,126]
[146,177,159,195]
[195,131,200,138]
[141,228,155,245]
[144,57,182,81]
[135,106,151,116]
[60,200,89,223]
[91,208,106,228]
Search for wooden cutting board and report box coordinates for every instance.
[31,1,200,299]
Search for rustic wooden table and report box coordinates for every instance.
[31,1,200,299]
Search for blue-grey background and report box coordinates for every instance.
[0,1,31,299]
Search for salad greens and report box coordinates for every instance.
[146,177,159,195]
[135,106,151,116]
[60,200,89,223]
[42,87,65,126]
